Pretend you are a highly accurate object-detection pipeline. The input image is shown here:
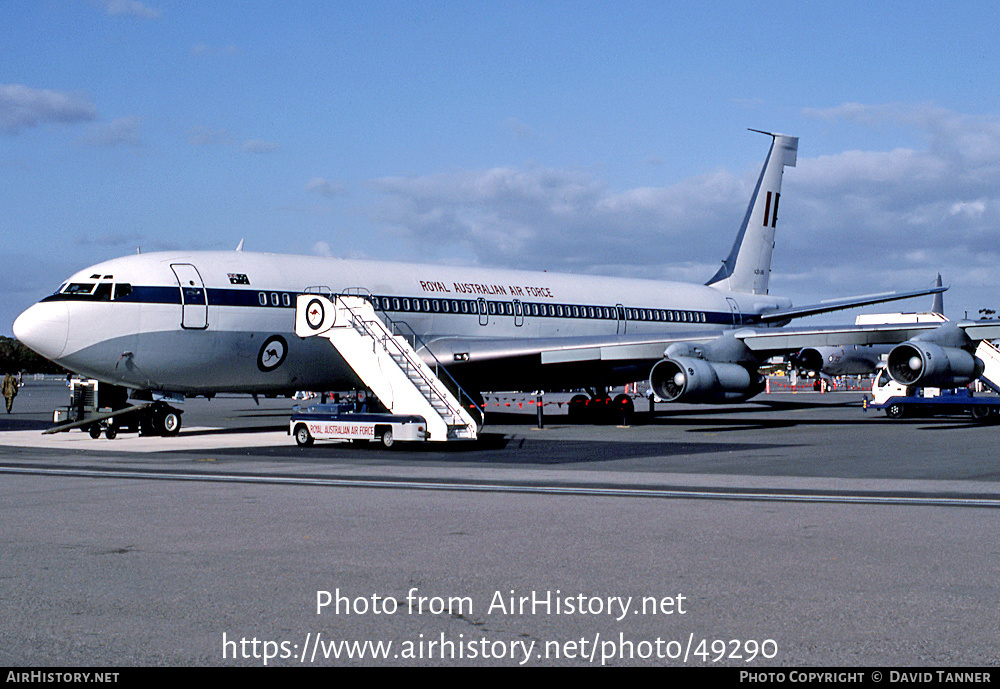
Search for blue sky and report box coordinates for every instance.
[4,1,1000,335]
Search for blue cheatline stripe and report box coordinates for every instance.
[43,285,751,325]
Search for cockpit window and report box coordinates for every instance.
[57,282,113,301]
[63,283,97,295]
[113,283,133,300]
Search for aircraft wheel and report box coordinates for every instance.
[105,425,118,440]
[294,424,314,447]
[970,405,991,421]
[567,394,589,423]
[88,424,102,439]
[885,403,906,419]
[613,394,634,425]
[160,408,182,436]
[381,429,394,448]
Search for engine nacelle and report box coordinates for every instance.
[789,347,825,372]
[886,341,984,388]
[790,345,884,376]
[649,356,761,404]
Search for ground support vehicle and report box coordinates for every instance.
[863,367,1000,421]
[45,379,182,438]
[290,403,430,448]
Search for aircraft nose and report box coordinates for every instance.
[13,301,69,361]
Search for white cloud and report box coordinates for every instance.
[79,117,142,148]
[0,84,98,134]
[190,43,240,57]
[312,241,334,257]
[241,139,278,154]
[188,125,230,147]
[98,0,162,19]
[360,103,1000,317]
[499,117,535,141]
[368,165,746,273]
[306,178,347,197]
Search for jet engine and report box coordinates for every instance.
[649,356,762,404]
[789,347,825,373]
[886,341,983,388]
[789,345,885,377]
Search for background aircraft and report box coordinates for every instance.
[789,276,947,377]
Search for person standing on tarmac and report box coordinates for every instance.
[3,372,18,413]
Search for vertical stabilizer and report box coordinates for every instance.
[931,273,944,315]
[707,131,798,294]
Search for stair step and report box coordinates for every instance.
[321,295,478,441]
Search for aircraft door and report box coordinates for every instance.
[616,304,627,334]
[726,297,742,326]
[513,299,524,327]
[170,263,209,329]
[478,298,488,326]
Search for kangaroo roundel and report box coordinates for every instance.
[257,335,288,372]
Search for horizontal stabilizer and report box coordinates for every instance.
[755,284,948,324]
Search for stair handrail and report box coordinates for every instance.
[344,303,474,429]
[335,292,484,430]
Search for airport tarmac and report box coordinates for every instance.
[2,378,999,667]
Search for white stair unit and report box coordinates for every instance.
[295,294,480,441]
[975,339,1000,393]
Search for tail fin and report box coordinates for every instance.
[931,273,944,315]
[706,130,798,294]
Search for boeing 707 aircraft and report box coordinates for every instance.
[14,131,997,433]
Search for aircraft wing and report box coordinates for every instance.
[752,284,948,324]
[428,319,1000,365]
[426,330,723,367]
[737,320,1000,355]
[425,319,1000,393]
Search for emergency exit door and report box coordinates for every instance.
[170,263,208,329]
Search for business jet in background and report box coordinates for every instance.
[15,131,996,434]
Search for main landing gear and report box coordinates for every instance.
[567,390,635,425]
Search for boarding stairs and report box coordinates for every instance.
[975,339,1000,394]
[295,294,481,441]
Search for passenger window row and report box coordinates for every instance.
[369,295,708,323]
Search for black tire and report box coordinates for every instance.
[970,405,991,421]
[613,394,634,425]
[886,403,905,419]
[294,424,314,447]
[105,425,117,440]
[88,424,102,439]
[567,394,589,423]
[381,428,394,448]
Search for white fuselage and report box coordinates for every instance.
[13,250,791,395]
